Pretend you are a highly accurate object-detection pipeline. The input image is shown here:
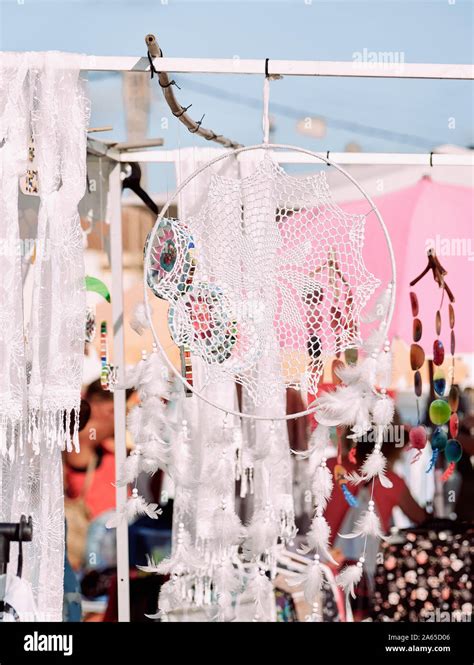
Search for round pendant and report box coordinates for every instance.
[448,385,459,412]
[414,370,422,397]
[410,343,425,370]
[433,369,446,397]
[429,399,451,426]
[445,439,462,464]
[409,425,427,450]
[409,291,419,317]
[449,304,455,329]
[413,318,422,342]
[449,413,459,438]
[433,339,445,366]
[431,426,448,451]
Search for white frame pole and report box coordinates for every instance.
[118,149,474,167]
[108,162,131,622]
[73,56,474,80]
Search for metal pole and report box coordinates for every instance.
[108,162,130,622]
[118,148,474,167]
[67,55,474,80]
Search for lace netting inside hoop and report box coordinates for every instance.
[146,152,382,407]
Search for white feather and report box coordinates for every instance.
[116,450,142,486]
[157,579,182,615]
[146,541,202,576]
[248,568,274,621]
[360,288,390,324]
[311,465,333,511]
[244,509,279,558]
[106,494,162,529]
[212,506,246,548]
[352,450,393,488]
[316,385,365,427]
[376,350,392,388]
[338,508,387,540]
[125,356,152,390]
[372,396,395,429]
[288,559,325,604]
[362,328,386,355]
[203,449,235,496]
[336,563,363,599]
[305,515,337,564]
[129,302,151,335]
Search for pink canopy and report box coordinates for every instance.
[338,177,474,353]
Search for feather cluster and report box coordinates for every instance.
[244,508,280,559]
[303,514,337,564]
[338,508,387,541]
[348,449,393,489]
[311,464,333,511]
[248,567,274,621]
[212,505,246,549]
[336,563,363,599]
[106,494,162,529]
[287,558,325,604]
[129,302,151,336]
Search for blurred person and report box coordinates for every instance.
[65,380,117,521]
[326,419,427,542]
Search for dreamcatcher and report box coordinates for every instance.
[118,77,397,622]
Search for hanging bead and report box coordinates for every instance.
[445,439,462,463]
[449,304,455,329]
[448,385,459,412]
[433,369,446,397]
[409,425,427,450]
[433,340,445,366]
[410,344,425,370]
[449,413,459,438]
[441,462,455,482]
[414,371,422,397]
[412,318,422,342]
[409,292,419,317]
[450,330,456,356]
[435,310,442,336]
[431,426,448,451]
[429,400,451,426]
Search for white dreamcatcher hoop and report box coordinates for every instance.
[143,143,396,422]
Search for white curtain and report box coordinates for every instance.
[0,52,88,621]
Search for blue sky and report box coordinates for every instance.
[1,0,473,154]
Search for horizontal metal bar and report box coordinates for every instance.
[77,56,474,80]
[118,149,474,167]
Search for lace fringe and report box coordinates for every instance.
[0,408,80,459]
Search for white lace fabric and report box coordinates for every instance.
[0,52,89,620]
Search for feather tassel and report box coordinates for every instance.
[130,302,151,335]
[302,514,337,564]
[106,489,162,529]
[338,503,387,540]
[311,462,334,511]
[287,557,325,605]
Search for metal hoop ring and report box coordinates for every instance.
[144,143,396,421]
